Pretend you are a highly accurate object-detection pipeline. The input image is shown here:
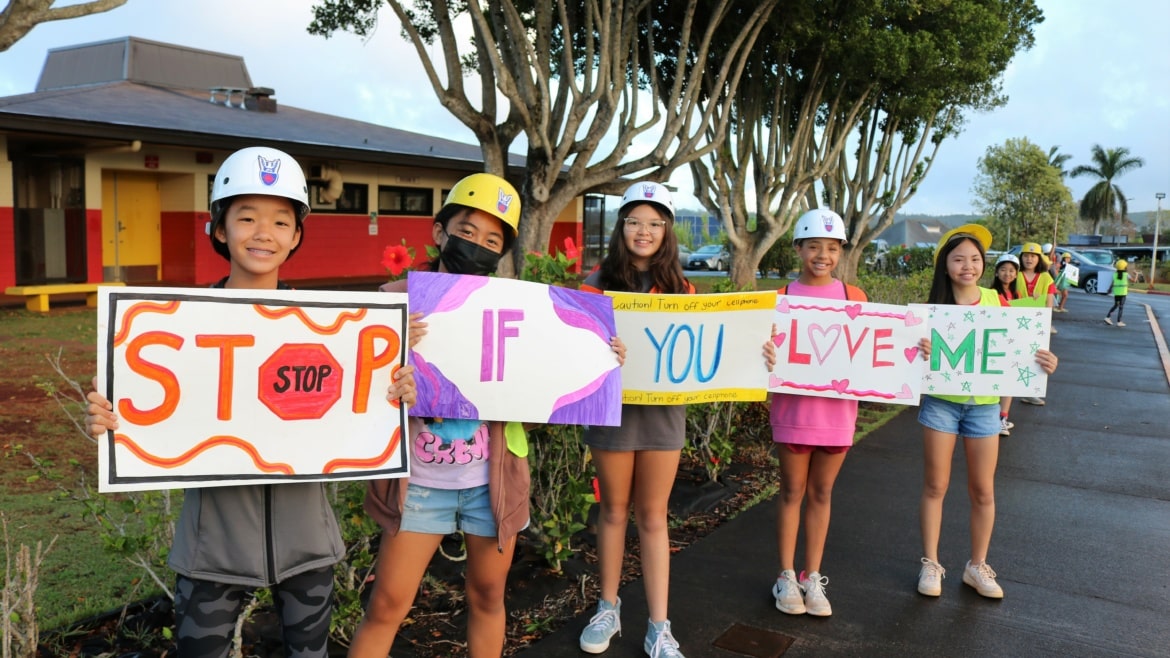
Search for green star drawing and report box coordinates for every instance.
[1029,342,1040,353]
[1014,349,1022,356]
[928,385,936,392]
[942,372,952,382]
[1016,317,1032,330]
[1016,367,1035,386]
[993,384,1000,391]
[961,381,972,392]
[963,311,976,322]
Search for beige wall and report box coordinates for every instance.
[0,136,12,207]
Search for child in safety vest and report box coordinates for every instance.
[1103,260,1130,326]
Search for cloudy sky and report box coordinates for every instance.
[2,1,1167,216]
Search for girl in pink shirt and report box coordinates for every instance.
[769,210,928,617]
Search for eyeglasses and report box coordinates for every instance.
[623,218,668,233]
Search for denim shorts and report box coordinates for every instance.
[917,395,1000,439]
[399,483,497,537]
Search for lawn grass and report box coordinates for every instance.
[0,305,156,631]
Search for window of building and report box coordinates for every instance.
[12,157,87,284]
[310,182,369,214]
[378,186,434,216]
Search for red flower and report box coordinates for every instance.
[563,237,580,261]
[381,244,413,276]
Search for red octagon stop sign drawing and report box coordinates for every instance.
[258,343,344,420]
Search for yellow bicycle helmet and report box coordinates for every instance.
[934,223,992,263]
[1019,242,1050,269]
[1115,259,1128,272]
[444,173,521,237]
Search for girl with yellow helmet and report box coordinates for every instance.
[1103,259,1130,326]
[916,226,1059,602]
[354,173,530,658]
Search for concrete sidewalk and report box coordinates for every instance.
[522,294,1170,657]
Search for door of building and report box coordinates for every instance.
[101,171,161,282]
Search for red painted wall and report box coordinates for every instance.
[0,206,14,289]
[279,214,436,283]
[85,209,102,283]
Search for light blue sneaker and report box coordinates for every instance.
[644,619,685,658]
[579,597,621,654]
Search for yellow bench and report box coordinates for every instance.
[5,282,126,312]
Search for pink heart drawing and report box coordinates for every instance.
[808,323,842,365]
[831,379,849,394]
[769,374,784,388]
[777,298,791,313]
[772,332,787,348]
[896,383,913,399]
[904,347,920,363]
[845,304,862,320]
[904,309,923,326]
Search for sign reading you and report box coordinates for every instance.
[97,287,409,492]
[609,291,776,404]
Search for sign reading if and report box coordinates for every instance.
[97,287,409,492]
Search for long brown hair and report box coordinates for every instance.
[598,202,689,293]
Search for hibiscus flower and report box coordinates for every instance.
[381,243,414,278]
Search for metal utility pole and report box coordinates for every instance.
[1150,192,1164,290]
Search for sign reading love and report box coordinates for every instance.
[769,295,928,405]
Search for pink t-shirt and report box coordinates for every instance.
[770,280,863,447]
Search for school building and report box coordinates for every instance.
[0,37,591,305]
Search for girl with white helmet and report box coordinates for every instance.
[83,146,417,657]
[577,181,696,658]
[769,209,928,618]
[990,253,1023,436]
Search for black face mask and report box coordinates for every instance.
[440,234,503,276]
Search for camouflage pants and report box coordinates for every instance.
[173,567,333,658]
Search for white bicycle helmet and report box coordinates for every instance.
[619,181,675,221]
[208,146,310,259]
[995,253,1020,269]
[793,208,848,245]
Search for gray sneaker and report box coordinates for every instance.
[772,569,806,614]
[580,597,621,654]
[918,557,945,597]
[644,619,684,658]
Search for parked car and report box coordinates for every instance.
[1007,245,1115,294]
[686,244,730,271]
[678,246,692,267]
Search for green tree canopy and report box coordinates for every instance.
[972,137,1075,249]
[1070,144,1145,235]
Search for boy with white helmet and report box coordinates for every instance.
[84,146,416,656]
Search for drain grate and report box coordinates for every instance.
[712,623,795,658]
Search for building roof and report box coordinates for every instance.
[3,36,523,172]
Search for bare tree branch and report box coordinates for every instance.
[0,0,128,51]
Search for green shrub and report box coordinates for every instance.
[857,269,933,305]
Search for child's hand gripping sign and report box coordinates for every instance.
[97,287,409,492]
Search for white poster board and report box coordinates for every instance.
[609,291,775,404]
[97,287,409,492]
[768,296,929,404]
[407,272,622,425]
[917,303,1051,397]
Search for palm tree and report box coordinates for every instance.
[1070,144,1145,234]
[1047,145,1072,178]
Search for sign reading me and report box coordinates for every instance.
[917,303,1051,397]
[96,287,409,492]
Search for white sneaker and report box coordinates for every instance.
[1117,321,1127,327]
[918,558,945,597]
[772,569,806,614]
[999,417,1011,436]
[963,560,1004,599]
[1104,317,1113,325]
[799,571,832,617]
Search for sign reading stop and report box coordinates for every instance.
[259,343,343,420]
